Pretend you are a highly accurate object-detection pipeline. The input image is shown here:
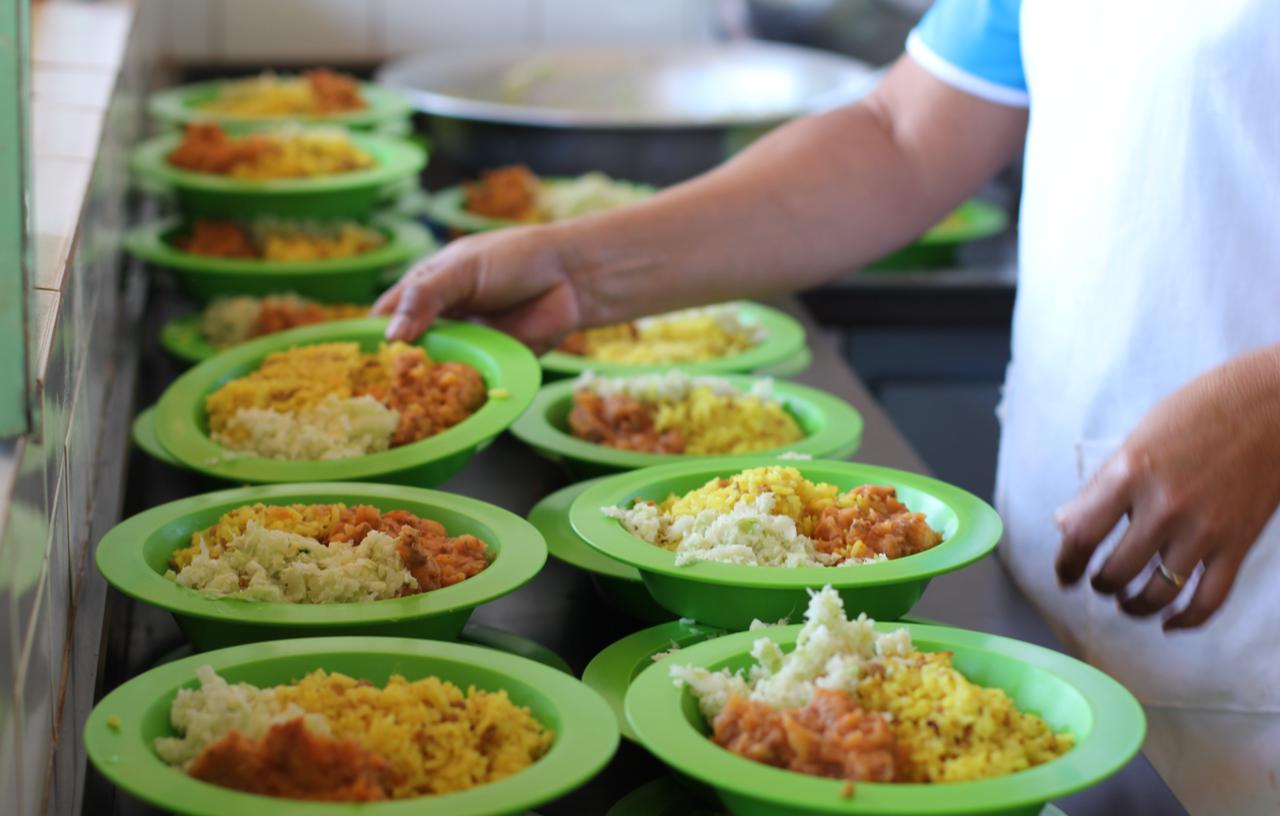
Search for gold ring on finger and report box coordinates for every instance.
[1156,560,1188,589]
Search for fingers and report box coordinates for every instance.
[1163,552,1244,631]
[1116,535,1207,617]
[1088,511,1166,595]
[1054,451,1137,585]
[377,255,480,342]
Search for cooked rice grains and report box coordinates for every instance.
[604,465,942,568]
[166,122,374,179]
[672,587,1074,785]
[204,342,487,460]
[569,371,803,455]
[156,666,551,802]
[167,502,488,603]
[558,305,765,364]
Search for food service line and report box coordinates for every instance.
[87,280,1185,815]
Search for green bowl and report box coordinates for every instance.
[151,317,540,486]
[569,457,1001,629]
[126,215,434,304]
[540,302,807,380]
[510,375,862,479]
[95,482,547,650]
[423,179,657,234]
[130,130,426,219]
[609,777,1071,816]
[583,620,724,742]
[625,623,1145,816]
[148,79,415,134]
[870,200,1008,271]
[528,479,672,623]
[85,637,619,816]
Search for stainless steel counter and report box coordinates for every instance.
[89,288,1184,815]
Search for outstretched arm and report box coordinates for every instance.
[376,56,1028,347]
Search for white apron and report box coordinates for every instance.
[995,1,1280,814]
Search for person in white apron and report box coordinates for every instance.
[376,2,1280,812]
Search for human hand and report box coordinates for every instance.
[373,224,580,352]
[1053,346,1280,630]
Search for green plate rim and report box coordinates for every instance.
[125,214,434,279]
[152,317,540,483]
[132,406,177,465]
[148,79,414,130]
[130,130,425,195]
[917,199,1009,246]
[539,302,807,378]
[583,620,725,742]
[625,623,1145,814]
[94,482,547,627]
[84,636,619,816]
[528,478,640,582]
[569,457,1001,589]
[510,375,862,472]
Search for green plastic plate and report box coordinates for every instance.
[511,375,862,479]
[132,406,175,465]
[570,457,1001,629]
[527,479,672,623]
[130,130,426,219]
[626,623,1143,816]
[151,317,540,486]
[85,637,619,816]
[126,215,434,304]
[423,178,657,234]
[148,79,414,133]
[608,777,1070,816]
[540,302,807,379]
[95,482,548,651]
[870,200,1008,271]
[583,620,725,742]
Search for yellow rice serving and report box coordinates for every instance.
[156,666,551,801]
[559,304,765,364]
[569,371,803,455]
[672,587,1073,785]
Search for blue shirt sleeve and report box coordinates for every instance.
[906,0,1028,106]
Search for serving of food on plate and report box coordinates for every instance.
[194,69,368,119]
[167,502,489,603]
[166,123,376,179]
[604,465,941,569]
[425,164,654,234]
[176,218,385,261]
[204,340,487,461]
[673,587,1072,784]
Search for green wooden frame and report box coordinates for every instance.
[0,0,32,437]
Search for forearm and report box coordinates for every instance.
[555,57,1028,326]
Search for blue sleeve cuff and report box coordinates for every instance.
[907,0,1029,107]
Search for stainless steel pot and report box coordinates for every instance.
[377,43,877,185]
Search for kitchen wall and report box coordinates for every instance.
[158,0,723,63]
[0,2,158,815]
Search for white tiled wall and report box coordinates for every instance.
[155,0,720,62]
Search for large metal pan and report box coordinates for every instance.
[377,42,877,185]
